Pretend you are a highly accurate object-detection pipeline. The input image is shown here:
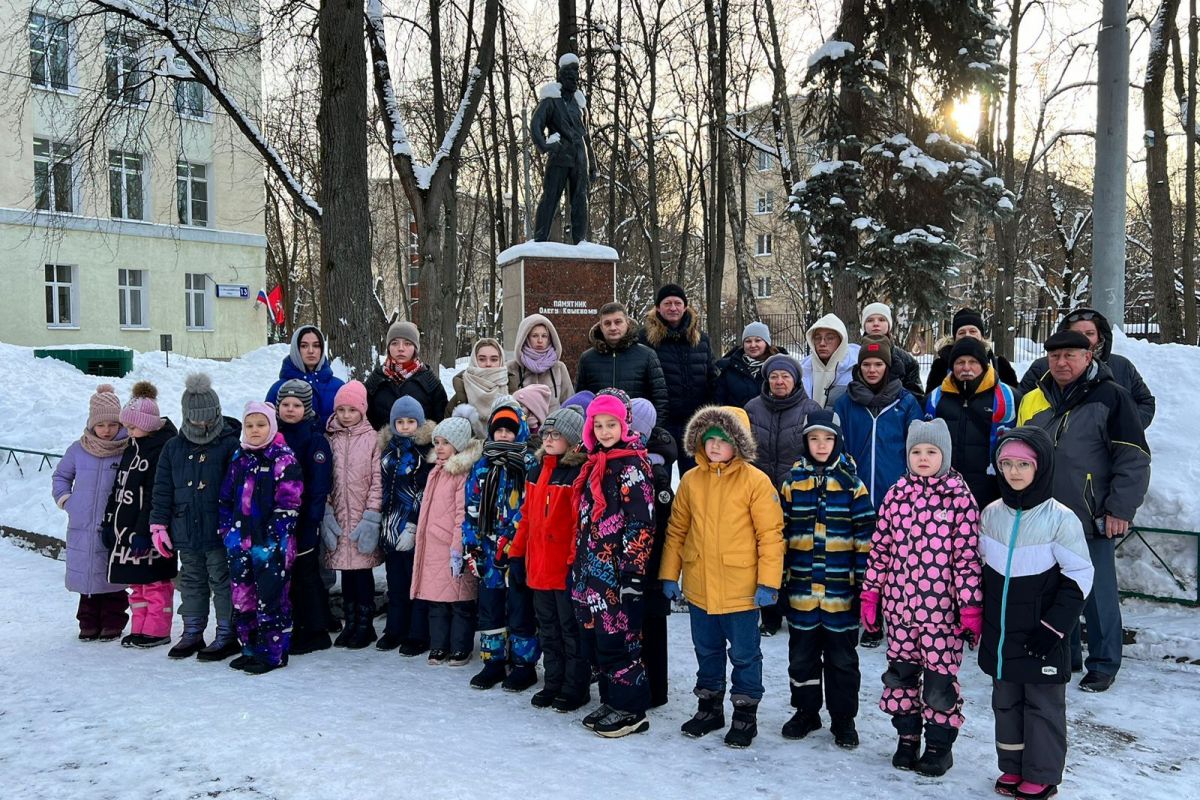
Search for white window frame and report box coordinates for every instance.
[34,137,75,213]
[105,31,144,106]
[185,272,212,331]
[45,264,78,328]
[118,268,149,329]
[755,276,773,299]
[756,149,773,172]
[109,150,145,220]
[176,161,209,227]
[173,58,209,121]
[755,233,773,257]
[30,14,71,92]
[755,190,775,215]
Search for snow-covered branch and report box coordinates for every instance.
[86,0,323,221]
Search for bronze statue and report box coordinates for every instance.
[530,53,597,244]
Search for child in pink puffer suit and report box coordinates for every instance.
[860,418,982,779]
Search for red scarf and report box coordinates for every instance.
[383,356,422,383]
[573,445,647,520]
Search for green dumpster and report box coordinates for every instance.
[34,346,134,377]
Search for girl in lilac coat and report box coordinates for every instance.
[51,384,129,640]
[860,418,982,779]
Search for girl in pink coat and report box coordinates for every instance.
[860,418,982,779]
[321,380,383,649]
[411,416,481,666]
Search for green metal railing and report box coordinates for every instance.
[1118,527,1200,607]
[0,446,63,476]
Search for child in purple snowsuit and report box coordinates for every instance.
[860,418,982,778]
[219,401,303,674]
[52,383,129,640]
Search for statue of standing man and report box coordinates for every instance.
[531,53,597,244]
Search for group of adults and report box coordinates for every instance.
[269,287,1154,696]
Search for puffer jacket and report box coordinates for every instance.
[462,407,537,589]
[833,378,923,508]
[575,324,669,421]
[149,417,242,551]
[278,417,332,552]
[924,335,1018,396]
[266,326,346,429]
[746,377,822,487]
[1018,307,1155,429]
[53,438,127,594]
[862,470,983,629]
[1017,360,1151,537]
[927,365,1018,509]
[106,421,180,585]
[780,449,876,632]
[978,427,1094,684]
[714,345,786,409]
[639,310,716,427]
[218,433,303,548]
[324,414,383,570]
[509,447,588,591]
[660,406,786,615]
[411,441,482,603]
[379,423,435,552]
[506,313,575,407]
[364,362,449,431]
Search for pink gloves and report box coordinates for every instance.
[957,606,983,649]
[150,524,173,559]
[859,590,880,633]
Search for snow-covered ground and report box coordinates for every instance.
[1,538,1196,800]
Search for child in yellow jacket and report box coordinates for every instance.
[659,405,785,749]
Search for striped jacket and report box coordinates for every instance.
[779,452,876,631]
[979,497,1094,683]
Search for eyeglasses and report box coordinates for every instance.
[1066,310,1098,323]
[812,333,841,344]
[998,460,1035,472]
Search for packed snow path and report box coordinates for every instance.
[1,542,1195,800]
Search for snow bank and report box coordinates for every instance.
[497,240,619,263]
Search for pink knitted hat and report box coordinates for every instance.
[583,391,633,451]
[513,384,553,429]
[88,383,122,429]
[118,381,164,432]
[333,380,368,415]
[242,400,279,447]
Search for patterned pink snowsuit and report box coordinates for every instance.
[863,470,982,731]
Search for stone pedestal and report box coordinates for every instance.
[499,242,618,371]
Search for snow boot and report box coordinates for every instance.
[197,620,240,662]
[168,617,207,659]
[289,628,332,656]
[892,736,921,771]
[98,628,123,642]
[723,696,759,748]
[831,715,859,749]
[781,710,822,740]
[502,664,538,693]
[593,708,649,738]
[131,635,171,649]
[78,629,100,641]
[553,693,591,714]
[1014,781,1058,799]
[242,656,287,676]
[581,704,614,730]
[470,659,508,690]
[398,639,429,657]
[1079,671,1115,693]
[345,603,378,649]
[915,725,956,777]
[333,605,357,648]
[229,653,256,671]
[427,649,450,665]
[448,651,472,666]
[375,632,403,651]
[530,687,559,708]
[994,773,1023,796]
[680,689,725,738]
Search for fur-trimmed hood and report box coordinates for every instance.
[533,446,588,467]
[377,419,435,450]
[684,405,757,462]
[588,321,640,354]
[642,308,702,348]
[440,439,484,476]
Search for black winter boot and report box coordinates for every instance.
[470,659,508,690]
[345,603,378,649]
[723,696,760,748]
[892,736,921,770]
[333,605,356,648]
[502,664,538,693]
[781,711,822,740]
[830,715,859,749]
[915,725,956,777]
[680,689,725,738]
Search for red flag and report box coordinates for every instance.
[257,286,285,325]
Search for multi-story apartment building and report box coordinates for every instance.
[0,2,266,357]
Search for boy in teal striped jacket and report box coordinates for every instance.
[778,409,876,749]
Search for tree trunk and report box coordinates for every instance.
[317,0,375,372]
[558,0,578,58]
[1183,0,1199,342]
[1144,0,1183,342]
[704,0,729,345]
[831,0,865,332]
[993,0,1022,359]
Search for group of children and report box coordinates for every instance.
[53,371,1093,799]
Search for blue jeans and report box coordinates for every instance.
[689,605,764,701]
[1070,536,1122,676]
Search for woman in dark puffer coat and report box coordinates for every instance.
[714,322,783,409]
